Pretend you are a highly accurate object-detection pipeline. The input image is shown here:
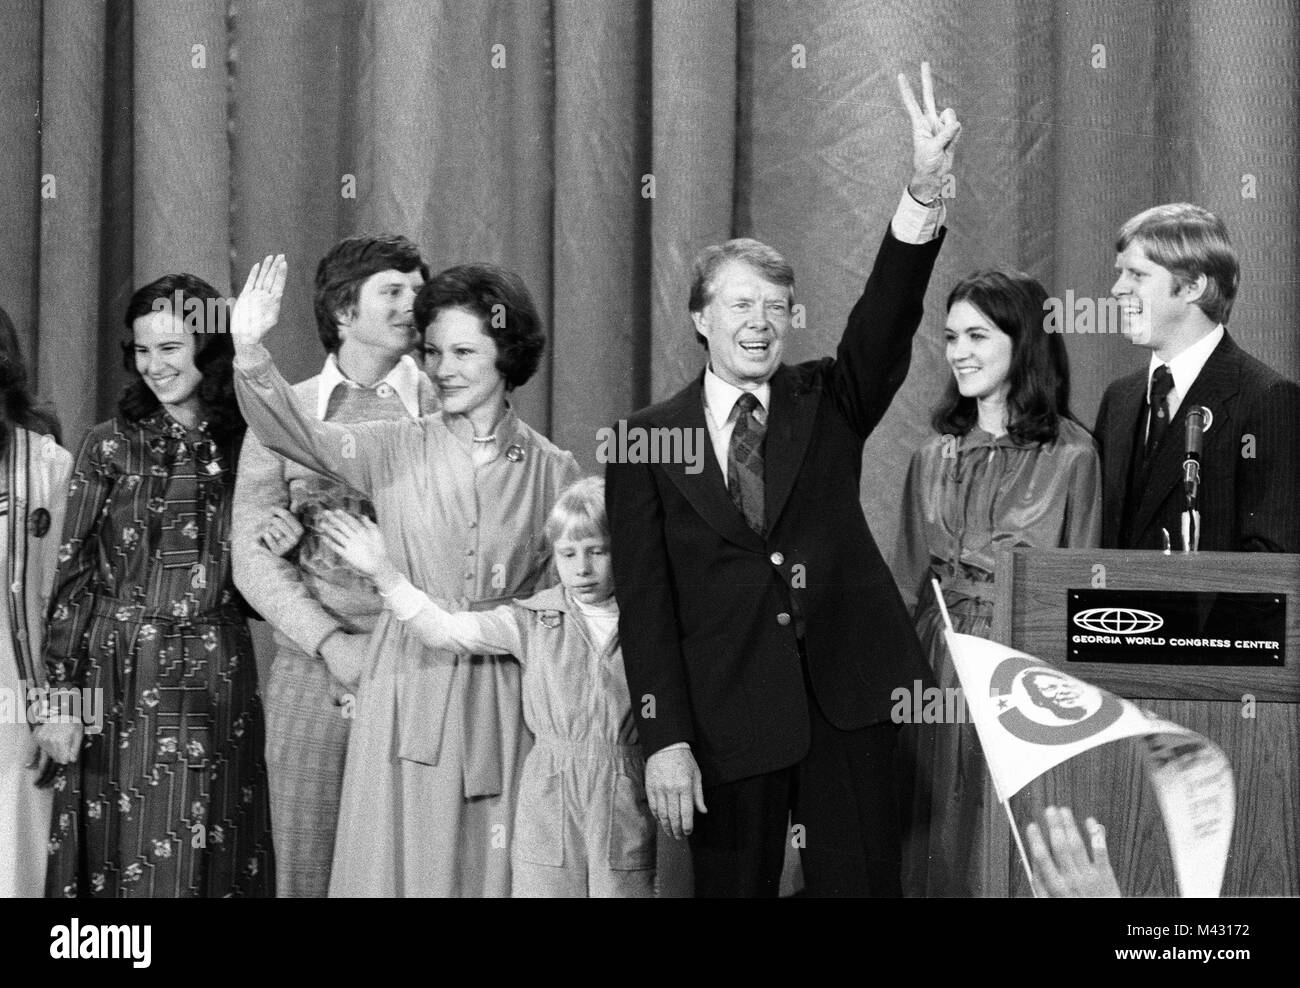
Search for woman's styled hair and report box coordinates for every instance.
[414,263,545,391]
[314,234,430,353]
[118,274,245,442]
[931,269,1075,445]
[543,476,609,547]
[0,305,61,457]
[1116,203,1238,325]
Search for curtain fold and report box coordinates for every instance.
[36,1,108,447]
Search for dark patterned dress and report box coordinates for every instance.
[44,411,273,897]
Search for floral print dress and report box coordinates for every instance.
[44,411,273,897]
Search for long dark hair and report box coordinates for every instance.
[118,274,245,444]
[930,270,1074,444]
[0,305,61,457]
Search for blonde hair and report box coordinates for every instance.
[544,476,608,546]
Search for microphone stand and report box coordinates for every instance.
[1181,407,1204,552]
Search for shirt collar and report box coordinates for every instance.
[703,364,771,423]
[1147,325,1224,403]
[316,353,424,420]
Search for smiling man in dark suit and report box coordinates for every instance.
[1095,203,1300,553]
[606,63,960,897]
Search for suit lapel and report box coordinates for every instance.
[656,375,766,552]
[1130,334,1242,540]
[764,364,819,532]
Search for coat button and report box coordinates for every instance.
[776,612,791,626]
[376,383,394,399]
[769,551,784,566]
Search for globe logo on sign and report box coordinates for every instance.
[1072,607,1164,634]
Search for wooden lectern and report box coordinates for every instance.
[983,548,1299,897]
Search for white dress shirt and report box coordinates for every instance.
[1146,324,1225,430]
[315,352,424,421]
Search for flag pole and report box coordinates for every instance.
[930,578,954,633]
[933,577,1039,897]
[1005,803,1040,897]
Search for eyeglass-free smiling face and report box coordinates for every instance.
[944,300,1013,403]
[692,260,792,389]
[423,306,507,421]
[133,311,203,423]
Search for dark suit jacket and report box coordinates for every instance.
[1094,331,1300,553]
[606,228,942,787]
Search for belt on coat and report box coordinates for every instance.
[530,736,642,760]
[90,597,246,627]
[395,592,522,799]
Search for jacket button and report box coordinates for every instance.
[776,612,791,626]
[769,551,784,566]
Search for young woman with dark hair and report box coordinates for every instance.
[0,305,72,897]
[892,269,1101,898]
[35,275,273,897]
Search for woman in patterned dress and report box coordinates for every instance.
[35,275,274,897]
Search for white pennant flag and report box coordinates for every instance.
[945,629,1234,897]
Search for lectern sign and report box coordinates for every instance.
[1067,589,1285,666]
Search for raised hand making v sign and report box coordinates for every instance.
[898,61,962,205]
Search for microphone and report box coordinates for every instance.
[1182,406,1205,507]
[1181,406,1206,552]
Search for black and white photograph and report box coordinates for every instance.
[0,0,1295,967]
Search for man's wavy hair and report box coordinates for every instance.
[314,234,429,353]
[0,305,61,458]
[931,270,1076,445]
[414,263,545,391]
[118,274,245,443]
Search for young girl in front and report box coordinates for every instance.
[318,476,655,898]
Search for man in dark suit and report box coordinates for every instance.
[1095,203,1300,553]
[606,63,960,897]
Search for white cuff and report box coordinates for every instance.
[890,187,945,244]
[380,576,428,622]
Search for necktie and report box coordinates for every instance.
[1145,363,1175,460]
[727,392,766,534]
